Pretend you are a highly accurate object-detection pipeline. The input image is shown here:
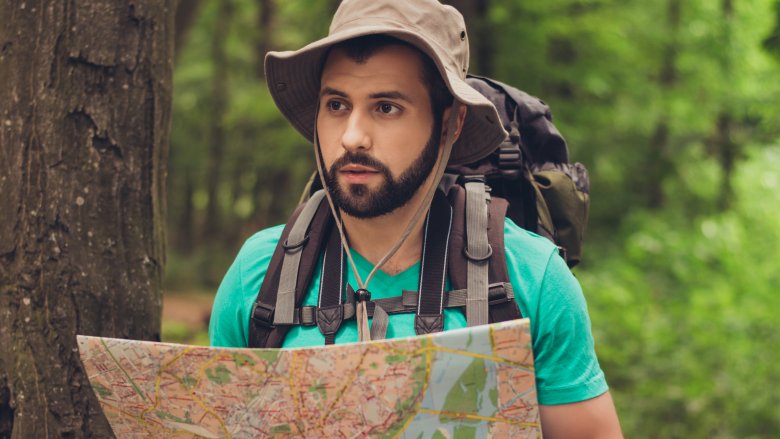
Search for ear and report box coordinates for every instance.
[441,104,468,143]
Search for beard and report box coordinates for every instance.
[323,123,442,219]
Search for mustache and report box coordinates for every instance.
[329,151,391,175]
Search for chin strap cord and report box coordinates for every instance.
[313,102,461,342]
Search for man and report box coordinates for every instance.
[210,0,622,436]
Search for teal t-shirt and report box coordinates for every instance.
[209,218,608,405]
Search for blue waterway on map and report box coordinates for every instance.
[401,325,499,438]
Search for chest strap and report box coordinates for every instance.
[283,283,516,326]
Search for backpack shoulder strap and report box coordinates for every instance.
[464,179,490,326]
[248,190,331,348]
[447,183,522,324]
[413,190,452,335]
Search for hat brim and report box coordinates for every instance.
[265,26,507,166]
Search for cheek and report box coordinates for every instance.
[316,119,341,166]
[385,124,436,167]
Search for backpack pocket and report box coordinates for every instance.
[531,162,590,267]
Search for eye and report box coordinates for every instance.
[377,102,401,115]
[327,100,345,112]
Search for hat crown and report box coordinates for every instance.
[330,0,469,79]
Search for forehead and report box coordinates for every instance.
[319,44,429,97]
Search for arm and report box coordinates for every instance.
[503,224,621,436]
[540,391,623,439]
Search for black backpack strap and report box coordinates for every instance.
[414,191,453,335]
[248,190,331,348]
[447,185,522,324]
[316,224,345,345]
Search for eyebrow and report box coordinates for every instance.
[319,87,413,103]
[369,91,413,103]
[320,87,347,98]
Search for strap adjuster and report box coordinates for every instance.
[462,174,486,184]
[487,283,513,305]
[251,302,276,328]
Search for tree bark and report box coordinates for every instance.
[0,1,174,437]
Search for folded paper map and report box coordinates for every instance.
[77,318,540,438]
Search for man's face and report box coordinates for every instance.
[317,44,442,218]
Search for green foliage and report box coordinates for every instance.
[579,145,780,437]
[167,0,780,436]
[161,320,209,346]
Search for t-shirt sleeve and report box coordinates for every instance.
[532,251,608,405]
[208,225,284,347]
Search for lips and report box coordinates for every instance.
[338,164,380,183]
[340,164,378,173]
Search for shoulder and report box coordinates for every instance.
[228,223,287,298]
[502,217,561,291]
[208,224,285,347]
[234,224,286,265]
[501,217,582,311]
[502,217,559,258]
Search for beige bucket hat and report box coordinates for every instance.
[264,0,507,166]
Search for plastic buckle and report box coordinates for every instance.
[487,283,512,305]
[251,303,276,328]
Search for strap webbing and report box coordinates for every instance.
[465,181,490,326]
[414,191,453,335]
[446,186,523,324]
[273,190,327,325]
[317,224,345,344]
[287,283,516,326]
[370,305,389,340]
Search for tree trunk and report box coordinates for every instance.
[714,0,738,211]
[255,0,275,78]
[177,167,196,252]
[644,0,680,209]
[203,0,231,239]
[0,1,174,437]
[443,0,494,75]
[714,112,737,210]
[174,0,204,61]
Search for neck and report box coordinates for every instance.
[341,178,434,276]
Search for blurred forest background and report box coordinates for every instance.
[162,0,780,437]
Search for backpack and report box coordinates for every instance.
[452,75,590,267]
[247,76,590,348]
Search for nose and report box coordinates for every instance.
[341,111,372,152]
